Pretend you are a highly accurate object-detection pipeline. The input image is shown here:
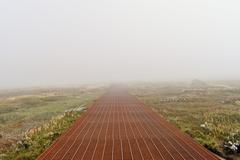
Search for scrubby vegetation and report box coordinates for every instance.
[130,82,240,160]
[1,109,84,160]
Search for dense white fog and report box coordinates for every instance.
[0,0,240,88]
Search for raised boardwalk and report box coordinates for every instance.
[38,86,220,160]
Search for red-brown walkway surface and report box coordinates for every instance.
[38,87,220,160]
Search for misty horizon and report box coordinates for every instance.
[1,0,240,89]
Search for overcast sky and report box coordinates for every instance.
[0,0,240,88]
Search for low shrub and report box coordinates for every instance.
[3,110,83,160]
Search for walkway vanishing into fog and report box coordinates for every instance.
[38,86,220,160]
